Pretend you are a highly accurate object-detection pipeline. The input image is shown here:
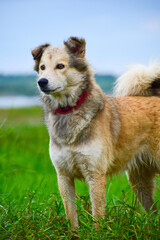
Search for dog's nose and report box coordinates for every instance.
[38,78,48,88]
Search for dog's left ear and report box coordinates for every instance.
[64,37,86,58]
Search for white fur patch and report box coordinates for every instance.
[75,139,102,160]
[49,139,102,177]
[114,62,160,96]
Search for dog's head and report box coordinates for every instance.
[31,37,90,101]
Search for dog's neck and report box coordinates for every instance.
[55,91,87,114]
[43,82,105,145]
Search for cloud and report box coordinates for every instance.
[144,18,160,32]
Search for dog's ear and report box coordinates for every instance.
[31,43,50,71]
[31,43,50,60]
[64,37,86,58]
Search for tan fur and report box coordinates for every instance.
[32,37,160,228]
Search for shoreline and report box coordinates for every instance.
[0,96,42,109]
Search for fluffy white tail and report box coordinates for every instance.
[114,62,160,96]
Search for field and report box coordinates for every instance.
[0,107,160,239]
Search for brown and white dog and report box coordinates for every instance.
[31,37,160,228]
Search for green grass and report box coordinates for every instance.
[0,107,160,239]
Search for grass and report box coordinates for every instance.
[0,107,160,239]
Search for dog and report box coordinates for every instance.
[31,37,160,228]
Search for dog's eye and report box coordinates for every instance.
[56,64,65,70]
[40,65,45,70]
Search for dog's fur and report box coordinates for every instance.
[32,37,160,228]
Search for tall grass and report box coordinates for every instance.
[0,107,160,239]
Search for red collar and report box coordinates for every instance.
[55,91,87,114]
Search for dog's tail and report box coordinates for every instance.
[114,62,160,97]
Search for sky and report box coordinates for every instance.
[1,0,160,75]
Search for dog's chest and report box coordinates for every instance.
[49,139,102,179]
[45,111,93,145]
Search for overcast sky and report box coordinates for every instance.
[1,0,160,75]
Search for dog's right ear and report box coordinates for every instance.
[31,44,50,71]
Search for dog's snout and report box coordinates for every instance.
[38,78,48,88]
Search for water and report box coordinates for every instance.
[0,96,42,109]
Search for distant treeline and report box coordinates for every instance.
[0,74,117,96]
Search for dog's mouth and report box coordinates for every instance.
[41,87,62,94]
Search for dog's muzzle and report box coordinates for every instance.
[38,78,62,93]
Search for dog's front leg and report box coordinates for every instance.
[57,173,78,228]
[88,174,106,225]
